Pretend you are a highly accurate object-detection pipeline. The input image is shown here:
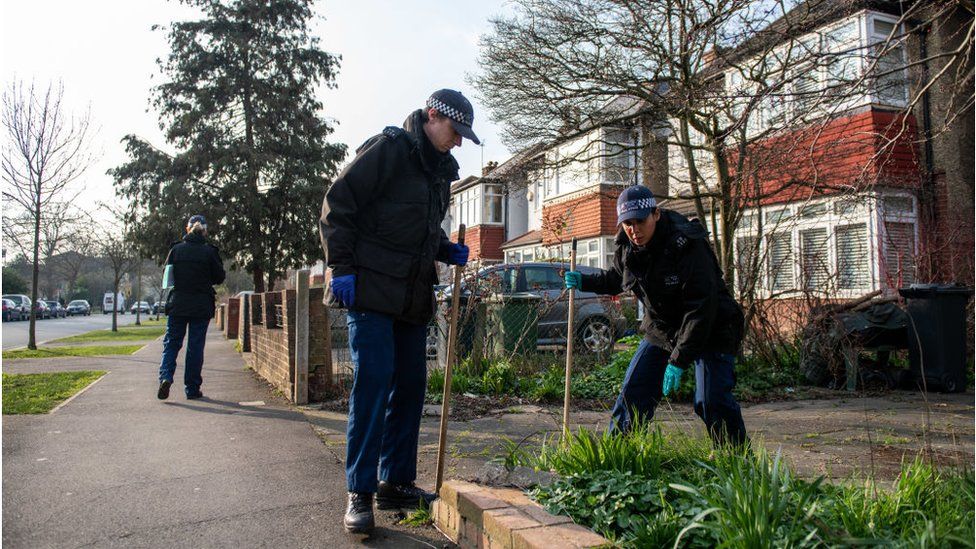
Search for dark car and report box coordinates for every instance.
[443,262,629,354]
[32,300,51,319]
[2,298,18,321]
[67,300,91,316]
[44,300,67,318]
[2,294,31,321]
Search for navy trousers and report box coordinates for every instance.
[345,310,428,493]
[609,340,748,446]
[158,315,210,396]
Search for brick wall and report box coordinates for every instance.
[248,290,295,398]
[236,286,336,402]
[451,224,506,261]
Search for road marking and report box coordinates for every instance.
[49,372,109,414]
[238,401,266,406]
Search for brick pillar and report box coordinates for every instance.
[225,297,240,340]
[294,270,310,404]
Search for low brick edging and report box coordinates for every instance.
[433,480,608,549]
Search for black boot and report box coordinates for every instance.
[344,492,374,533]
[376,481,436,510]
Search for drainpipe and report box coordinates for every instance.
[916,22,938,279]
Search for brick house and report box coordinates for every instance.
[450,1,972,301]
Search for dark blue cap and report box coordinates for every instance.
[616,186,657,225]
[187,214,207,227]
[427,89,480,145]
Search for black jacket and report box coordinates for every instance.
[580,210,744,368]
[320,109,456,325]
[165,232,226,318]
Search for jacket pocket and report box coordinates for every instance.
[354,239,417,315]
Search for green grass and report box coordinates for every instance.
[2,344,145,359]
[399,502,433,527]
[2,371,106,414]
[52,324,166,344]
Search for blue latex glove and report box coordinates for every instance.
[447,242,469,266]
[564,271,582,290]
[330,274,356,308]
[662,363,684,397]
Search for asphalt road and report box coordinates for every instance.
[1,313,158,350]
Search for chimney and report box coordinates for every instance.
[702,46,722,67]
[482,161,499,177]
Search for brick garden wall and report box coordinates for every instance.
[247,290,295,398]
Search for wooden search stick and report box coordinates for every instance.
[435,224,465,493]
[562,237,578,441]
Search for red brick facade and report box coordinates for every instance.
[740,109,921,205]
[451,224,506,261]
[540,187,623,245]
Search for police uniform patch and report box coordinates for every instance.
[665,274,680,287]
[382,126,404,139]
[674,235,688,249]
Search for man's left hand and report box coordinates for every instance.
[447,242,469,266]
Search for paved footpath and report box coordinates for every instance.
[2,328,450,548]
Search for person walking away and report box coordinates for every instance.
[157,214,226,401]
[564,185,748,446]
[320,89,475,533]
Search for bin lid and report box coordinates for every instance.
[484,292,544,303]
[898,284,974,298]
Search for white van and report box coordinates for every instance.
[103,292,126,314]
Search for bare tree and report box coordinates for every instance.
[2,80,93,349]
[100,224,135,333]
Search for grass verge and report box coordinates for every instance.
[3,344,144,359]
[52,324,166,343]
[2,371,107,414]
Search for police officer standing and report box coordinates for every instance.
[564,185,748,446]
[157,215,225,401]
[320,89,475,533]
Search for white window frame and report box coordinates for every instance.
[482,183,505,225]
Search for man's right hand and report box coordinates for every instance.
[564,271,582,290]
[330,274,356,308]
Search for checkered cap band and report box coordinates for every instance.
[617,197,657,216]
[427,96,473,126]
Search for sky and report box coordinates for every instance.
[0,0,512,220]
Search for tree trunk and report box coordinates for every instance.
[28,200,41,350]
[252,266,265,293]
[112,280,119,332]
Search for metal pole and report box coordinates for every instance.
[562,237,578,441]
[435,224,465,494]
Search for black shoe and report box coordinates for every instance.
[186,392,204,400]
[376,481,436,510]
[344,492,374,533]
[157,381,172,400]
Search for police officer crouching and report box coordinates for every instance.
[564,185,748,446]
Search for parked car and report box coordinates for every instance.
[152,301,164,315]
[2,298,18,321]
[130,301,151,314]
[32,300,52,319]
[67,300,92,316]
[43,300,67,318]
[442,262,629,354]
[2,294,31,321]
